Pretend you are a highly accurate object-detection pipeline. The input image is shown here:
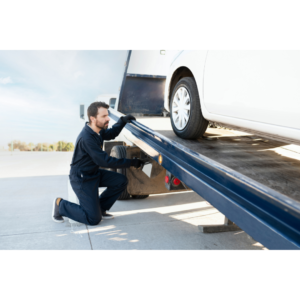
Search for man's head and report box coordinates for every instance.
[87,101,110,130]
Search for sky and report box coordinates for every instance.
[0,50,128,148]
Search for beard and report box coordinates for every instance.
[96,120,109,130]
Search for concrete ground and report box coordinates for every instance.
[0,151,266,250]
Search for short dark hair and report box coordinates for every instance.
[87,101,109,124]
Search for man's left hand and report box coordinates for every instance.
[121,114,136,123]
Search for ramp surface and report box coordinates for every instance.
[135,116,300,202]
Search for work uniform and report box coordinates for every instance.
[59,118,132,225]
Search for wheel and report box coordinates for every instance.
[110,145,131,200]
[131,195,149,199]
[170,77,208,139]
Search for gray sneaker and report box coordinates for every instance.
[52,197,64,223]
[102,211,114,220]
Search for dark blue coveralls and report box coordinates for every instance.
[59,118,132,225]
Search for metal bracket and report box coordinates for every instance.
[198,217,241,233]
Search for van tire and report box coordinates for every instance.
[170,77,208,139]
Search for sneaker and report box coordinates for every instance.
[52,197,64,223]
[102,211,114,220]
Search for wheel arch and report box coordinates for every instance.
[168,67,196,108]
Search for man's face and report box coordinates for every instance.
[92,107,110,130]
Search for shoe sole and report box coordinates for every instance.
[52,197,64,223]
[102,216,114,220]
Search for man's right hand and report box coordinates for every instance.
[121,114,136,124]
[131,158,144,169]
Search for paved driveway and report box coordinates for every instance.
[0,152,266,250]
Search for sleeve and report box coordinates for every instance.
[101,117,126,141]
[82,136,132,168]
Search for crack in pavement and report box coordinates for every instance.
[86,225,93,250]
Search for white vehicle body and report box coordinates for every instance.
[164,51,300,144]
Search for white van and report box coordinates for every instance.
[164,51,300,144]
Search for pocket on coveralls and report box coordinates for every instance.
[80,173,101,191]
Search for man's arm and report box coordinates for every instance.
[83,136,132,169]
[101,117,126,141]
[101,114,136,141]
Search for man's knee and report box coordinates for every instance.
[86,209,102,226]
[122,174,128,186]
[120,175,128,190]
[87,215,102,226]
[116,173,128,188]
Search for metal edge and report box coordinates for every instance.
[117,50,132,112]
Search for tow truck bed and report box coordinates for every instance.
[109,111,300,249]
[103,50,300,250]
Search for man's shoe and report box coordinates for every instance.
[102,211,114,220]
[52,197,64,223]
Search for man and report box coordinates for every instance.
[52,101,143,226]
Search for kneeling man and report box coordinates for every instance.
[52,101,143,225]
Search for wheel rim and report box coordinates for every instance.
[172,87,191,130]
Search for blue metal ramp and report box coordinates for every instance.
[109,109,300,250]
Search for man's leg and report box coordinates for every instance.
[98,169,128,212]
[58,179,102,226]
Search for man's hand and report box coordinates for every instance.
[121,114,136,124]
[131,158,144,169]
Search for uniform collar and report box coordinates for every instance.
[85,122,101,136]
